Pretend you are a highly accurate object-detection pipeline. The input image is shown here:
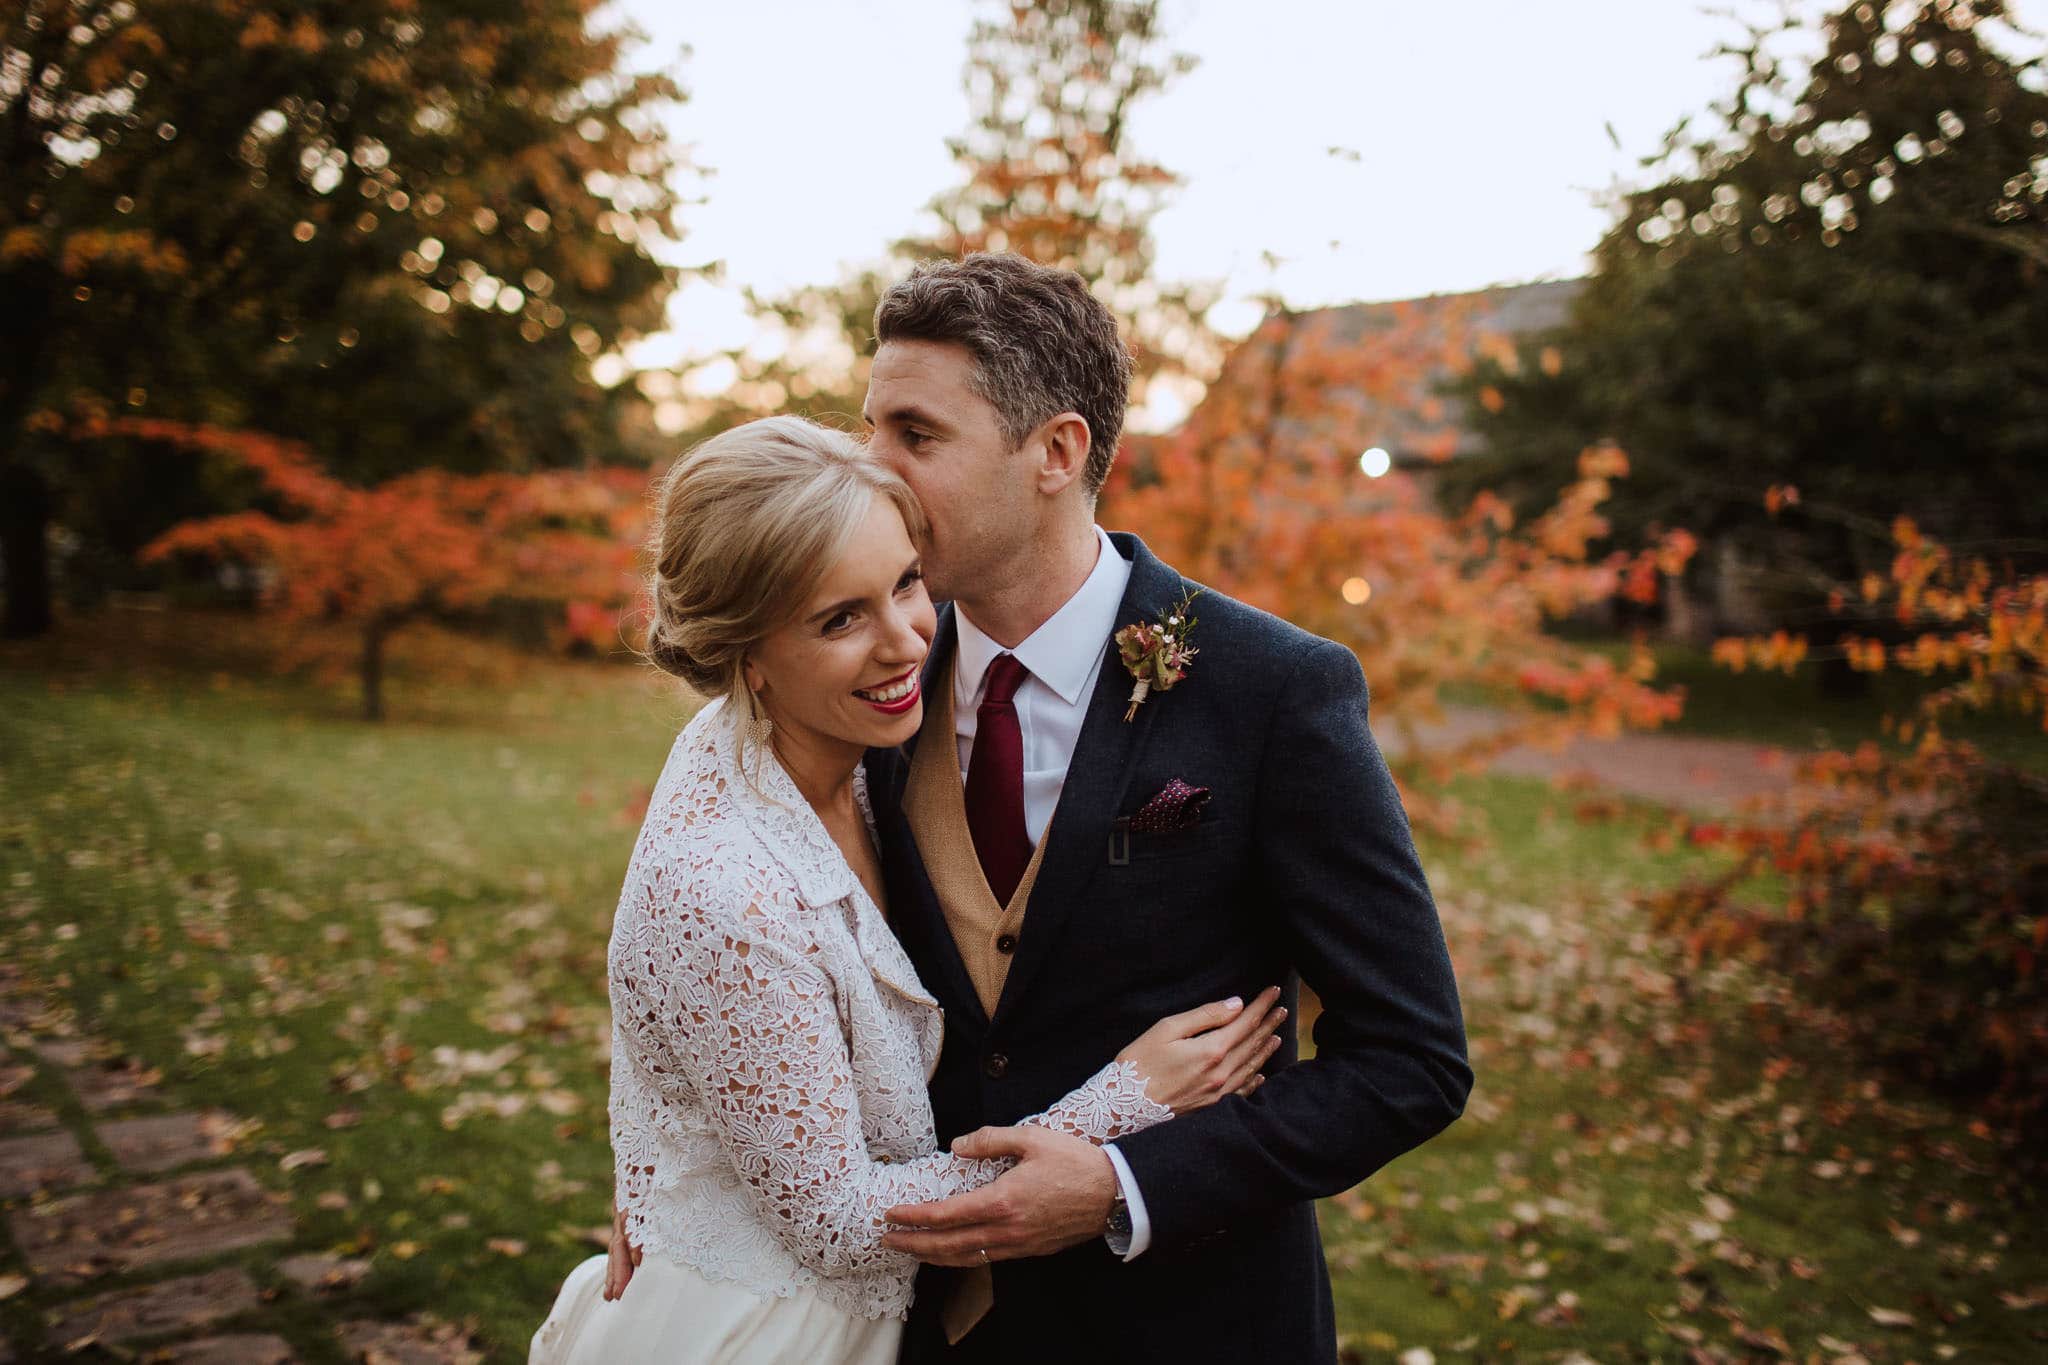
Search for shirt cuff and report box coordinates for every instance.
[1101,1143,1153,1261]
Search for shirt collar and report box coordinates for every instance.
[955,525,1133,707]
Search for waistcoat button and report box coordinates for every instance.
[984,1052,1009,1079]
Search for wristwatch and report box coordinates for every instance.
[1104,1189,1132,1244]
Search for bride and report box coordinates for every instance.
[530,416,1284,1364]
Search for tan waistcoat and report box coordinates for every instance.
[903,656,1054,1019]
[906,656,1058,1340]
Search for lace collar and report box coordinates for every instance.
[695,699,936,1010]
[694,696,863,908]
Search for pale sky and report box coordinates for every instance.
[616,0,2045,399]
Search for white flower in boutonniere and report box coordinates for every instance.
[1114,588,1201,722]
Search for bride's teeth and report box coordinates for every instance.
[857,675,916,703]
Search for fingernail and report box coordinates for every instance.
[1226,996,1243,1010]
[1276,1008,1288,1019]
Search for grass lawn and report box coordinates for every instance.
[2,609,2041,1363]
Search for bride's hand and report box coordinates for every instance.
[602,1199,642,1301]
[1115,985,1287,1115]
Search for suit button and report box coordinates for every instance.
[995,934,1018,954]
[984,1053,1009,1079]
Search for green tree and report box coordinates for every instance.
[1441,0,2048,619]
[1,0,691,637]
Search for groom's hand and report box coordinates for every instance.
[602,1200,641,1301]
[881,1126,1116,1265]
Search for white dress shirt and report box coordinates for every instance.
[950,525,1157,1260]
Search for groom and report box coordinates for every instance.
[859,253,1471,1363]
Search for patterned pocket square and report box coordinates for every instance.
[1129,777,1211,834]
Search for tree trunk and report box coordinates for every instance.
[0,459,54,639]
[361,617,390,721]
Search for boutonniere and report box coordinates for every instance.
[1114,588,1201,722]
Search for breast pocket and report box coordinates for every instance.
[1089,817,1244,970]
[1111,816,1226,863]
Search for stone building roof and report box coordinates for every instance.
[1234,278,1584,464]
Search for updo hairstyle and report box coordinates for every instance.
[645,416,927,720]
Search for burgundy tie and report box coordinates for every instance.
[965,653,1032,906]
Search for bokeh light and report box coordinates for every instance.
[1359,447,1391,478]
[1341,577,1372,605]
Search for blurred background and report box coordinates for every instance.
[2,1,2045,1361]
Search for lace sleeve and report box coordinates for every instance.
[611,882,1009,1279]
[612,869,1177,1280]
[1023,1061,1174,1143]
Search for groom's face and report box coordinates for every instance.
[864,339,1036,604]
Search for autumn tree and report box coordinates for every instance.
[1440,0,2048,617]
[913,0,1218,390]
[684,0,1214,438]
[1648,503,2047,1155]
[117,418,646,720]
[1104,300,1698,829]
[1,0,691,637]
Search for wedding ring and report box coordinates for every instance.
[977,1248,991,1266]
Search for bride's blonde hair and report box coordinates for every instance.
[645,416,927,725]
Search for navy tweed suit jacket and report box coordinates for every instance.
[866,532,1470,1364]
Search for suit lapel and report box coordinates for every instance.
[992,534,1187,1028]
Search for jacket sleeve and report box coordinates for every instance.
[610,872,1171,1279]
[1109,638,1472,1249]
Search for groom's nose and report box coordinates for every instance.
[869,434,908,477]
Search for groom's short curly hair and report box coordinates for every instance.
[874,253,1132,497]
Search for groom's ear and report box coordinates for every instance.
[1032,411,1092,497]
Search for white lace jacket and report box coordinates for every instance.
[607,697,1173,1321]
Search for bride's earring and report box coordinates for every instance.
[740,662,773,753]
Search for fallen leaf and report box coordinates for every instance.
[280,1147,328,1172]
[487,1237,527,1257]
[0,1273,27,1301]
[1737,1324,1793,1356]
[1866,1306,1915,1328]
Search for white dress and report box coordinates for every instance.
[530,698,1172,1364]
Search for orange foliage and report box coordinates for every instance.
[1713,518,2047,738]
[97,419,647,717]
[1102,301,1693,823]
[1653,516,2048,1149]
